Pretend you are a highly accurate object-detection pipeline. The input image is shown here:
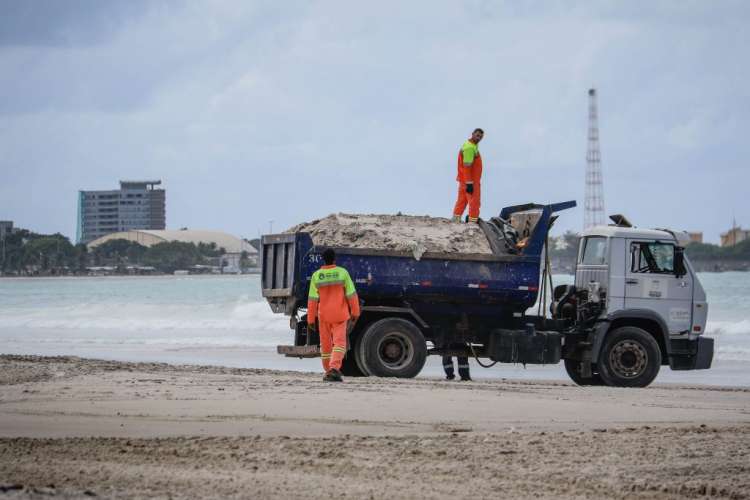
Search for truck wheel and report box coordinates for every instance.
[359,318,426,378]
[563,359,604,386]
[598,326,661,388]
[340,351,366,377]
[351,331,372,376]
[340,333,367,377]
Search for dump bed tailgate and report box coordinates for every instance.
[261,234,298,313]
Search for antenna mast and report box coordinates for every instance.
[585,88,605,230]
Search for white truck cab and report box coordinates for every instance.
[560,222,714,386]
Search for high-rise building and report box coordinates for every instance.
[0,221,13,239]
[77,180,166,244]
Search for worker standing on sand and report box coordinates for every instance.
[452,128,484,223]
[442,347,472,381]
[308,249,360,382]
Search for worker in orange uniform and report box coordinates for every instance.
[307,248,360,382]
[452,128,484,223]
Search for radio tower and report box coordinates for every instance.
[584,88,605,229]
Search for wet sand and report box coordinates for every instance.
[1,355,749,498]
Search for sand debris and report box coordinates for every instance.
[285,213,492,258]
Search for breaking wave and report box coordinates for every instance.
[706,319,750,337]
[0,275,748,361]
[0,295,282,332]
[706,319,750,361]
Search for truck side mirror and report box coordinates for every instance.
[674,246,686,278]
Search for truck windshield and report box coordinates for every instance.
[580,236,607,265]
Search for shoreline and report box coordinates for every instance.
[1,355,749,498]
[3,345,748,387]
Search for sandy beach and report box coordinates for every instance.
[1,354,749,498]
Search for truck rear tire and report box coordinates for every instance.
[351,331,372,376]
[598,326,661,388]
[340,349,367,377]
[563,359,604,386]
[359,318,426,378]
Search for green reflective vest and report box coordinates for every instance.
[461,140,479,167]
[308,265,357,300]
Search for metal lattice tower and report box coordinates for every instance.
[584,88,605,230]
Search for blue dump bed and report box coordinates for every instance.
[261,201,575,316]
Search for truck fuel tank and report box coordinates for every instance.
[487,325,562,364]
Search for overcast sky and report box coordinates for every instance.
[1,0,748,243]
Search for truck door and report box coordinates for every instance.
[624,240,693,334]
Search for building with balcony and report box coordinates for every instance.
[77,180,165,244]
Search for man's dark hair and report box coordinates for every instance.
[323,248,336,265]
[473,128,484,134]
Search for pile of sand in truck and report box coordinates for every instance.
[285,213,493,259]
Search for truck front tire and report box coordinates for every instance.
[563,359,604,386]
[598,326,661,388]
[358,318,427,378]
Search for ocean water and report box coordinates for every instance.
[0,273,748,386]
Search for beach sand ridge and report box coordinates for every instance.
[1,355,748,498]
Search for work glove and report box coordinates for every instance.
[347,318,358,334]
[307,322,317,334]
[465,183,474,194]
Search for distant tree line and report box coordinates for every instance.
[0,229,86,275]
[5,226,745,276]
[684,239,750,261]
[1,229,256,275]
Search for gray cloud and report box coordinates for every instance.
[0,0,148,47]
[0,1,748,243]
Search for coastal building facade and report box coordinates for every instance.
[76,180,166,244]
[720,226,750,247]
[687,232,703,244]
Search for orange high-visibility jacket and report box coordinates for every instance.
[307,265,360,324]
[456,140,483,185]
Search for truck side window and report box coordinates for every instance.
[580,236,607,265]
[631,242,675,274]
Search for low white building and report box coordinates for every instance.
[88,229,258,270]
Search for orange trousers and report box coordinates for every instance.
[319,320,347,372]
[453,181,481,221]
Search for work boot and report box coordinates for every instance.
[323,369,343,382]
[460,375,472,381]
[451,215,461,223]
[442,355,455,380]
[457,358,471,381]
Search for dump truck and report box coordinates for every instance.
[261,201,713,387]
